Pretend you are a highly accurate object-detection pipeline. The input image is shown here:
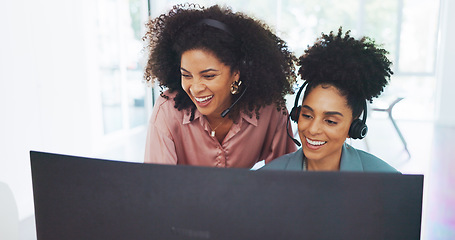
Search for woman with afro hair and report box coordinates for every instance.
[263,28,399,172]
[143,4,298,168]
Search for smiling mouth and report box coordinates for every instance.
[306,137,327,146]
[194,95,213,103]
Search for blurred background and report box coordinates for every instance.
[0,0,453,239]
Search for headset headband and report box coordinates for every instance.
[360,100,367,125]
[294,82,366,122]
[196,19,234,37]
[293,81,308,108]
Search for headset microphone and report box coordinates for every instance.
[221,86,249,118]
[286,116,301,146]
[197,18,250,119]
[286,81,308,146]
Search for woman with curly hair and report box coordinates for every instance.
[143,4,298,167]
[263,28,398,172]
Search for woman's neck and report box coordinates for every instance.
[205,115,233,143]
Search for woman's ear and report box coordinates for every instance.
[233,69,240,82]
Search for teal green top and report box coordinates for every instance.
[262,144,399,173]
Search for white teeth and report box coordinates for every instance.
[306,138,326,146]
[194,95,213,102]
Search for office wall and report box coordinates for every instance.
[0,0,101,220]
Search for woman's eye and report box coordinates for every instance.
[203,75,216,79]
[181,74,192,79]
[301,114,312,119]
[326,119,338,125]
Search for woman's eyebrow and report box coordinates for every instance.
[324,111,344,117]
[200,68,220,74]
[302,105,314,112]
[302,105,344,117]
[180,67,190,73]
[180,68,220,74]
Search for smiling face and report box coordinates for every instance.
[180,49,239,120]
[298,84,354,169]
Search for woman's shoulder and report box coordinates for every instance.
[256,104,289,122]
[259,104,286,114]
[150,90,184,122]
[154,90,177,106]
[352,147,400,173]
[239,104,288,127]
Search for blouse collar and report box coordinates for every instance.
[182,108,259,127]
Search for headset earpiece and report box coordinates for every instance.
[290,82,308,123]
[348,101,368,139]
[348,119,368,139]
[290,106,301,123]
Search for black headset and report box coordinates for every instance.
[348,101,368,140]
[288,82,368,142]
[196,18,250,118]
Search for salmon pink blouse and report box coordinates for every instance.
[144,91,297,168]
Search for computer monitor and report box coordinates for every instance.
[30,151,423,240]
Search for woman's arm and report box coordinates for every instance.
[144,95,178,165]
[260,107,298,164]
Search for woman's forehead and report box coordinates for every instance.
[303,85,351,113]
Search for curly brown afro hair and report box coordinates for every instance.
[298,27,393,118]
[143,3,297,119]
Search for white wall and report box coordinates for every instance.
[435,0,455,127]
[0,0,102,221]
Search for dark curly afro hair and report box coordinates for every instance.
[143,3,297,119]
[298,27,393,118]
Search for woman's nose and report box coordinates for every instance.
[307,120,322,135]
[190,80,206,94]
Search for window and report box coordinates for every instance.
[97,0,150,134]
[149,0,440,121]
